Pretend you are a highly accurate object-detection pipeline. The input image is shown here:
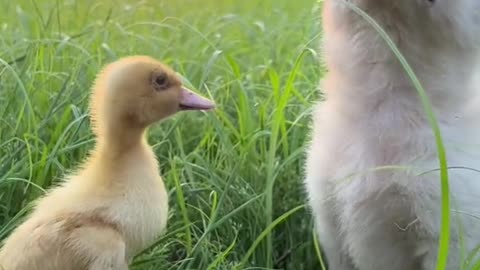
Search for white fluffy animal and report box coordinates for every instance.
[305,1,480,269]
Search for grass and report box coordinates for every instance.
[0,0,324,269]
[2,0,472,269]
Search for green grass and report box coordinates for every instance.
[3,0,470,269]
[0,0,323,269]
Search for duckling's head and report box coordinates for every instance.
[90,56,215,135]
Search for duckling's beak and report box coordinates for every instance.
[179,87,216,111]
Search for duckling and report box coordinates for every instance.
[0,55,215,270]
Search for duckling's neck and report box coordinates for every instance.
[96,124,148,156]
[84,124,159,186]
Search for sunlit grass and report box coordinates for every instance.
[0,0,322,269]
[2,0,471,269]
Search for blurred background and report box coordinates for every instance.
[0,0,324,269]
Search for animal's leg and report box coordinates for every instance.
[313,204,356,270]
[419,238,461,270]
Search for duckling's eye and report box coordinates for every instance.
[153,73,169,90]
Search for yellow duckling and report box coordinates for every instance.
[0,55,215,270]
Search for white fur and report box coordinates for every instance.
[305,1,480,269]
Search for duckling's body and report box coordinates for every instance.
[0,56,214,270]
[0,142,167,269]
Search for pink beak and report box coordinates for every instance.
[179,87,216,111]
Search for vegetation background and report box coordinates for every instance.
[0,0,325,269]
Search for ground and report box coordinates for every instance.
[0,0,325,269]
